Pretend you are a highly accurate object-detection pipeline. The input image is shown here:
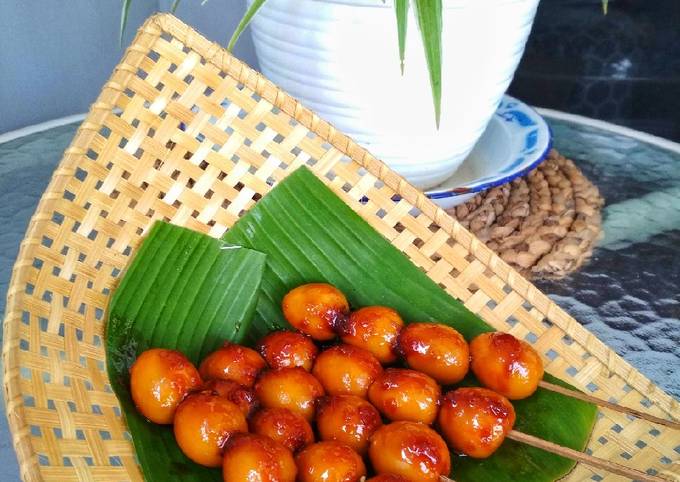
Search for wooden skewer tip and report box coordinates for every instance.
[538,380,680,430]
[508,429,670,482]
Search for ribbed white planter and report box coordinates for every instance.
[247,0,540,189]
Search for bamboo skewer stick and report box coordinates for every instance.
[435,423,672,482]
[507,430,669,482]
[366,416,670,482]
[538,380,680,429]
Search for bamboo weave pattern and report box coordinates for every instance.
[3,14,678,482]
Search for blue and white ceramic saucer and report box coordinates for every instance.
[426,95,552,209]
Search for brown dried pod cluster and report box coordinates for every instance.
[448,150,604,279]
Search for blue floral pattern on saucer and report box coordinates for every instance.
[426,95,552,208]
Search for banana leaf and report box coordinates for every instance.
[106,221,266,481]
[107,167,596,481]
[221,167,596,481]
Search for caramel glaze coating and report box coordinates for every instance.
[199,342,266,387]
[397,322,470,385]
[316,395,383,454]
[438,387,516,458]
[296,441,366,482]
[257,330,319,371]
[312,344,383,398]
[173,392,248,467]
[250,407,315,453]
[369,422,451,482]
[469,332,544,400]
[199,379,258,417]
[222,433,297,482]
[254,367,325,421]
[282,283,349,341]
[365,475,411,482]
[367,368,441,425]
[337,306,404,364]
[129,348,201,424]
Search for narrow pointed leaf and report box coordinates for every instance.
[106,221,266,481]
[227,0,267,51]
[413,0,443,127]
[119,0,132,47]
[170,0,181,14]
[602,0,608,14]
[222,167,596,481]
[395,0,409,74]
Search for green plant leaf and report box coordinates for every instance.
[222,168,486,343]
[413,0,443,127]
[106,221,266,481]
[170,0,181,14]
[222,167,596,481]
[394,0,409,74]
[108,169,595,481]
[119,0,132,47]
[227,0,267,51]
[602,0,608,14]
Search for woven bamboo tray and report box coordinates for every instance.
[3,14,678,482]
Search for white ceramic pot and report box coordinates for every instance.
[247,0,540,189]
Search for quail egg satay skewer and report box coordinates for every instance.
[173,390,248,467]
[437,334,667,481]
[222,433,297,482]
[368,368,441,425]
[250,407,315,453]
[337,306,404,364]
[368,421,451,482]
[254,366,325,421]
[436,387,666,482]
[469,332,544,400]
[199,342,266,387]
[129,348,202,425]
[257,330,319,371]
[129,282,665,482]
[282,283,349,341]
[397,322,469,385]
[438,387,516,459]
[470,332,680,428]
[316,394,383,455]
[296,441,367,482]
[199,379,258,417]
[313,344,383,398]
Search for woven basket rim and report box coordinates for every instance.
[3,13,677,481]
